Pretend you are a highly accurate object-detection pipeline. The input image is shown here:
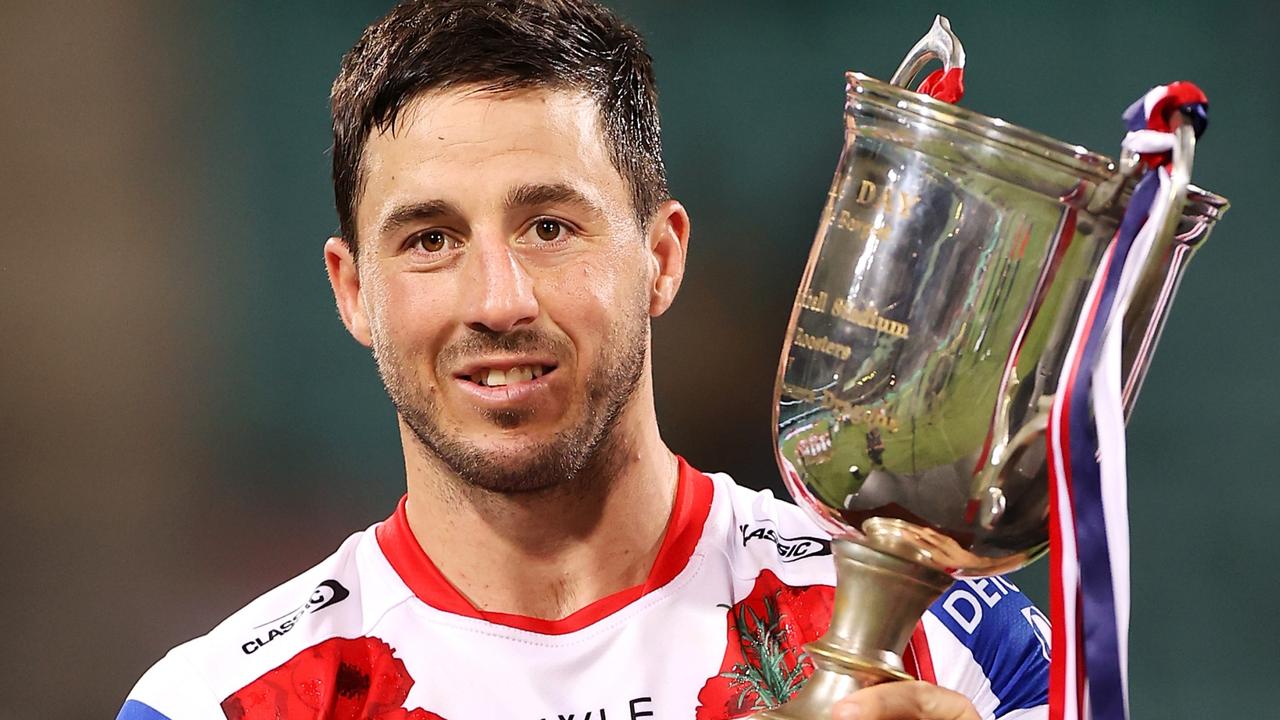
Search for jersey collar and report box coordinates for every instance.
[375,455,714,635]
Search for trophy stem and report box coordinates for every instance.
[750,539,953,719]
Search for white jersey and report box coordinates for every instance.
[119,459,1049,719]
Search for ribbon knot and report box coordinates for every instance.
[1121,81,1209,169]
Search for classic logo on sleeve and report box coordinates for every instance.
[738,521,831,562]
[240,579,350,655]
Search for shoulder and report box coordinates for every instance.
[701,471,835,589]
[119,525,412,718]
[922,577,1050,719]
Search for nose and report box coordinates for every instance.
[460,236,539,333]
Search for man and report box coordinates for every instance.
[119,2,1048,718]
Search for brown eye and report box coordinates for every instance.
[534,219,562,242]
[412,230,447,252]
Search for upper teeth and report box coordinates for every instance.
[472,365,546,387]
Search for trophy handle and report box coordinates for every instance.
[973,396,1052,531]
[977,114,1200,524]
[889,15,966,88]
[1117,111,1204,418]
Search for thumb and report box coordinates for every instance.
[831,681,981,720]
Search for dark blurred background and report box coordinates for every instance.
[1,0,1274,716]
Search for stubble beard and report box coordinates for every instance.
[372,303,649,497]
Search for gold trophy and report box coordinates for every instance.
[757,17,1227,718]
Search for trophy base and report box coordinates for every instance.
[747,538,953,719]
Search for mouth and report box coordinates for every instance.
[452,357,561,397]
[463,363,557,388]
[451,360,559,412]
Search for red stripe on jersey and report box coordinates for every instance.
[375,455,714,635]
[906,621,937,683]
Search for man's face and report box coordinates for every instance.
[333,87,663,493]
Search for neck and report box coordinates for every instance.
[400,379,679,620]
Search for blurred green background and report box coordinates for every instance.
[1,0,1274,716]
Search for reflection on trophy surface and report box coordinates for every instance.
[754,16,1228,719]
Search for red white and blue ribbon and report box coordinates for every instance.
[1047,82,1208,720]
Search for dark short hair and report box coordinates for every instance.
[330,0,669,254]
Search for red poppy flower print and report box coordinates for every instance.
[221,636,448,720]
[694,570,834,719]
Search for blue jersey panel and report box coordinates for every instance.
[929,576,1050,716]
[116,700,173,720]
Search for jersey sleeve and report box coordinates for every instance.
[117,648,224,720]
[921,576,1050,720]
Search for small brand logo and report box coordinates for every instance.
[240,579,350,655]
[739,522,831,563]
[1022,605,1052,661]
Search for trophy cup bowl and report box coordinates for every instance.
[755,17,1229,719]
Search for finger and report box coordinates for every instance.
[831,681,982,720]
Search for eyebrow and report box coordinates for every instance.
[503,182,603,216]
[376,183,604,237]
[378,199,461,236]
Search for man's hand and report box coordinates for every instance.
[832,681,982,720]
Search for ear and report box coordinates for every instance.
[324,237,373,347]
[646,199,690,317]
